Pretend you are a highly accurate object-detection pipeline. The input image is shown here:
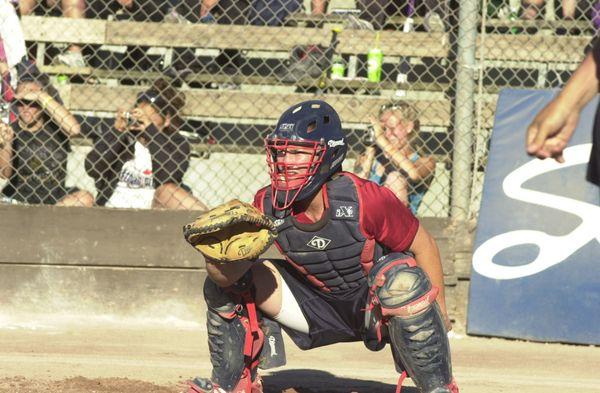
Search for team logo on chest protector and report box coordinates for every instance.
[335,205,354,218]
[307,236,332,250]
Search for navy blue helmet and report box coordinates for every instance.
[265,100,347,210]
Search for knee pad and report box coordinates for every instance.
[365,253,456,393]
[368,253,438,318]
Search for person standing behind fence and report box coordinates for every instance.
[83,78,207,210]
[526,38,600,191]
[354,101,436,214]
[0,60,90,206]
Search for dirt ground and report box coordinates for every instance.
[0,315,598,393]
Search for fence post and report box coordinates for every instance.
[451,0,479,221]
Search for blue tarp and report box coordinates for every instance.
[467,89,600,345]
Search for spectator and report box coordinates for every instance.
[355,0,448,31]
[0,60,90,206]
[18,0,87,67]
[88,0,174,22]
[1,0,26,88]
[84,78,207,210]
[353,101,435,214]
[521,0,576,19]
[199,0,326,26]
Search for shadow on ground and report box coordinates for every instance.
[263,369,410,393]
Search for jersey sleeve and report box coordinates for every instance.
[357,178,419,251]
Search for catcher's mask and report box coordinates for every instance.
[265,100,347,211]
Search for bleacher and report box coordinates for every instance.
[1,0,595,331]
[16,7,592,219]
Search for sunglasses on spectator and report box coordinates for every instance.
[378,102,410,116]
[14,98,41,109]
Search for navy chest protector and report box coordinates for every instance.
[262,173,386,292]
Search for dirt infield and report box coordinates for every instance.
[0,316,598,393]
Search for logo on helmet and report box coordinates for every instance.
[279,123,295,132]
[327,139,345,148]
[307,236,332,250]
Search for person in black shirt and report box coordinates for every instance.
[0,61,90,205]
[526,38,600,189]
[84,78,207,210]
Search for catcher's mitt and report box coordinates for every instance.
[183,199,277,263]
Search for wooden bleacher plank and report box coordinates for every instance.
[21,16,107,45]
[22,15,590,64]
[105,21,331,51]
[37,64,450,93]
[337,30,448,57]
[21,16,448,58]
[484,18,592,32]
[63,84,455,127]
[477,34,590,63]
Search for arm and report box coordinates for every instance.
[206,259,254,287]
[353,146,375,179]
[145,125,189,185]
[38,91,81,137]
[200,0,219,18]
[408,223,450,329]
[311,0,328,14]
[0,122,14,179]
[361,180,450,328]
[413,155,436,180]
[377,135,433,181]
[371,117,434,181]
[85,123,127,181]
[18,90,81,137]
[526,51,599,162]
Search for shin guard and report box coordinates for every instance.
[367,253,458,393]
[202,275,264,393]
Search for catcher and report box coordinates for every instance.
[183,100,459,393]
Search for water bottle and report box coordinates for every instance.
[330,55,345,79]
[56,74,69,85]
[508,6,520,34]
[367,32,383,83]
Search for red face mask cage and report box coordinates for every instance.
[265,138,326,210]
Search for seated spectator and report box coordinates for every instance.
[353,101,435,214]
[88,0,174,22]
[0,60,91,206]
[355,0,448,31]
[18,0,87,67]
[521,0,576,19]
[199,0,326,26]
[84,78,207,210]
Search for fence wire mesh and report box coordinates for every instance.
[0,0,593,217]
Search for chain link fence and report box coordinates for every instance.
[0,0,593,217]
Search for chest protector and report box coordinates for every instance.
[262,173,386,293]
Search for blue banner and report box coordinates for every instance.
[467,89,600,345]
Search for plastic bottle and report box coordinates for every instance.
[330,55,345,79]
[56,74,69,85]
[367,32,383,83]
[508,6,520,34]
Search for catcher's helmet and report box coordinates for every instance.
[265,100,347,210]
